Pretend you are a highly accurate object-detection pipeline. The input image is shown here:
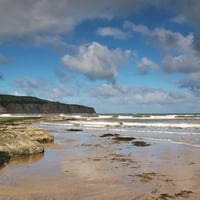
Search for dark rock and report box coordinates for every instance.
[132,141,150,147]
[175,190,193,198]
[66,128,83,132]
[113,136,136,142]
[159,193,174,199]
[0,151,10,166]
[100,133,120,138]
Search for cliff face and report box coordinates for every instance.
[0,94,95,114]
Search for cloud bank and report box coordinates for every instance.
[91,83,200,113]
[0,0,150,41]
[125,21,200,92]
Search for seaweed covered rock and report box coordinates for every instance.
[0,132,44,156]
[0,125,54,143]
[0,151,10,166]
[0,124,54,157]
[132,141,150,147]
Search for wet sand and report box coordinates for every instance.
[0,128,199,199]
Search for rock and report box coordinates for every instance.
[0,132,44,157]
[66,128,83,132]
[0,125,54,143]
[113,136,136,142]
[100,133,120,138]
[175,190,193,198]
[132,141,150,147]
[19,125,54,143]
[0,124,54,157]
[0,151,10,166]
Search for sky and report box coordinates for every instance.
[0,0,200,113]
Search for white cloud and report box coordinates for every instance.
[170,15,186,24]
[124,21,193,52]
[61,42,131,81]
[125,21,200,73]
[0,0,199,42]
[0,0,154,41]
[92,83,128,98]
[14,76,74,100]
[162,51,200,73]
[97,27,129,39]
[91,83,200,113]
[92,83,186,104]
[15,77,39,90]
[28,35,69,49]
[179,72,200,91]
[125,21,200,90]
[51,86,74,99]
[137,57,159,74]
[177,0,200,30]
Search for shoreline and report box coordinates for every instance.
[0,115,199,199]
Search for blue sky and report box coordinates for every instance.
[0,0,200,113]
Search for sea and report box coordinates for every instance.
[37,113,200,148]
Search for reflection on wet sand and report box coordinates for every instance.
[9,153,44,166]
[0,127,199,200]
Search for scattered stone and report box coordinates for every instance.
[66,128,83,132]
[110,153,125,157]
[149,190,194,200]
[159,193,174,199]
[112,157,134,163]
[100,133,120,138]
[175,190,193,198]
[110,153,136,164]
[0,151,10,166]
[129,172,158,182]
[188,162,195,165]
[113,136,136,142]
[132,141,150,147]
[79,144,102,148]
[164,179,173,182]
[88,157,102,161]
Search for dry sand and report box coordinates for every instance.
[0,128,199,200]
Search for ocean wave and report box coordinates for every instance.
[123,122,200,129]
[41,120,200,130]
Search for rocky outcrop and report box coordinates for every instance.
[0,94,96,114]
[0,124,53,159]
[1,125,54,143]
[0,134,44,157]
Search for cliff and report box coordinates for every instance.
[0,94,96,114]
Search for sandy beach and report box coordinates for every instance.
[0,118,199,200]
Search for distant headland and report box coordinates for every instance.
[0,94,96,114]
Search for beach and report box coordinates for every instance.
[0,114,199,199]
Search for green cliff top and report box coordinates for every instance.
[0,94,50,105]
